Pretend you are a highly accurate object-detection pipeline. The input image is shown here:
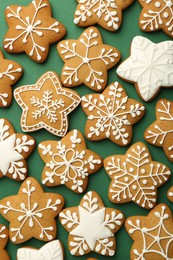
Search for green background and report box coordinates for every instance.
[0,0,173,259]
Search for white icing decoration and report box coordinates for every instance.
[0,64,22,80]
[17,240,64,260]
[0,93,8,107]
[116,36,173,101]
[105,143,171,208]
[0,226,7,239]
[81,82,145,144]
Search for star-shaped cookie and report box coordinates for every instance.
[145,99,173,162]
[59,190,124,256]
[138,0,173,38]
[167,186,173,202]
[104,142,171,209]
[74,0,134,31]
[125,203,173,260]
[81,82,145,145]
[14,71,81,137]
[4,0,66,62]
[116,36,173,102]
[0,177,64,244]
[57,27,120,91]
[38,129,102,193]
[0,50,22,108]
[0,225,9,260]
[0,118,35,181]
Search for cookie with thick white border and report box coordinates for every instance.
[4,0,66,62]
[38,129,102,193]
[14,71,81,137]
[0,225,9,260]
[104,142,171,209]
[74,0,134,31]
[59,190,124,256]
[116,36,173,102]
[125,203,173,260]
[0,177,64,244]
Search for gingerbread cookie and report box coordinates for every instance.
[138,0,173,38]
[0,225,9,260]
[104,142,171,209]
[17,240,64,260]
[0,118,35,181]
[4,0,66,62]
[116,36,173,102]
[14,71,81,137]
[59,190,124,256]
[57,27,120,91]
[0,177,64,244]
[38,129,102,193]
[81,82,145,145]
[74,0,134,31]
[0,50,23,108]
[167,185,173,202]
[145,99,173,162]
[125,203,173,260]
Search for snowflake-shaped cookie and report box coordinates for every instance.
[38,129,102,193]
[145,99,173,162]
[116,36,173,102]
[4,0,66,62]
[81,82,145,145]
[74,0,134,31]
[104,142,171,209]
[125,203,173,260]
[14,71,81,137]
[0,225,9,260]
[138,0,173,38]
[0,118,35,181]
[57,27,120,91]
[0,177,64,244]
[167,185,173,202]
[17,240,64,260]
[59,191,124,256]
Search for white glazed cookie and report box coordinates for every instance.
[125,203,173,260]
[38,129,102,193]
[17,240,64,260]
[14,71,81,137]
[81,82,145,145]
[0,225,9,260]
[59,190,124,256]
[117,36,173,102]
[104,142,171,209]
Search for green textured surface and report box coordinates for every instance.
[0,0,173,259]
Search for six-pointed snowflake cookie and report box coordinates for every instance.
[14,71,81,137]
[38,129,102,193]
[138,0,173,38]
[167,185,173,202]
[59,190,124,256]
[0,118,35,181]
[0,177,64,244]
[81,82,145,145]
[74,0,134,31]
[0,50,23,108]
[125,203,173,260]
[17,240,64,260]
[104,142,171,209]
[0,225,9,260]
[145,99,173,162]
[57,27,120,91]
[3,0,66,62]
[116,36,173,102]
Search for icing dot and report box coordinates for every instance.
[124,177,129,182]
[155,1,161,7]
[163,12,169,18]
[129,167,134,172]
[142,179,147,185]
[132,185,137,190]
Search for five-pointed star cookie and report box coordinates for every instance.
[104,142,171,209]
[167,185,173,202]
[59,191,124,256]
[4,0,66,62]
[74,0,134,31]
[145,99,173,162]
[57,27,120,91]
[116,36,173,102]
[38,129,102,193]
[0,225,9,260]
[0,50,22,108]
[125,203,173,260]
[81,82,145,145]
[0,118,35,181]
[14,71,81,137]
[0,177,64,244]
[138,0,173,38]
